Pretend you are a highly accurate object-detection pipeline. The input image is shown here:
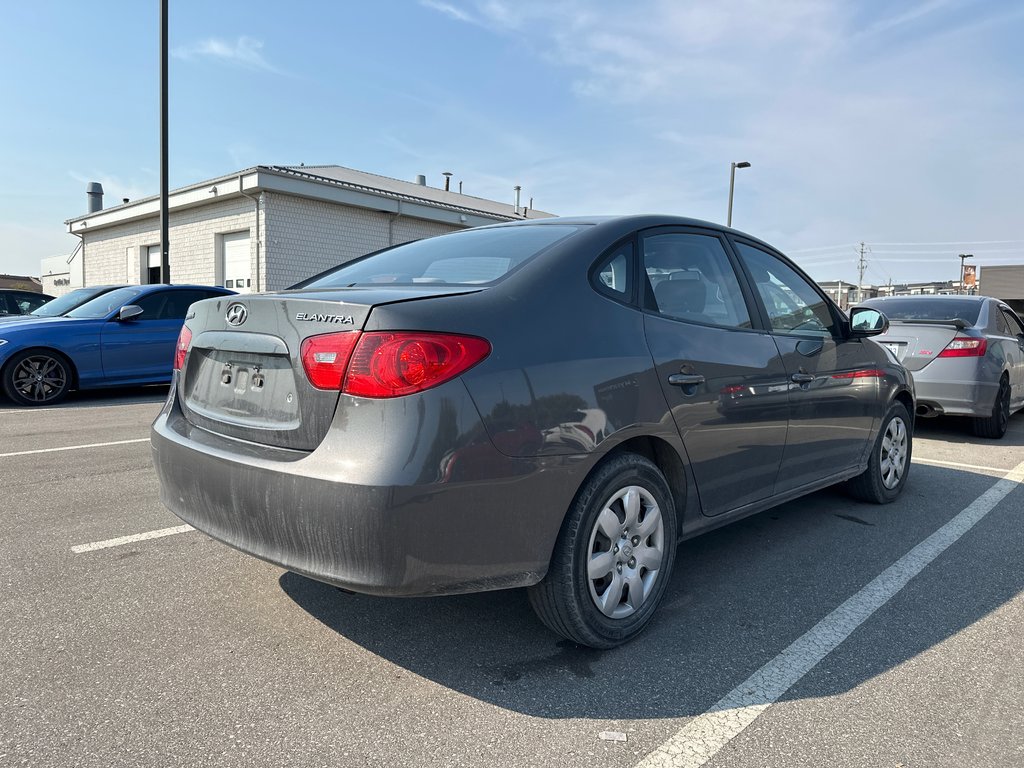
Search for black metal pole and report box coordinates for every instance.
[159,0,170,283]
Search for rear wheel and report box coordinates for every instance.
[2,350,72,406]
[527,453,677,648]
[847,401,912,504]
[972,377,1010,439]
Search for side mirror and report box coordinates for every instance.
[117,305,144,321]
[849,306,888,337]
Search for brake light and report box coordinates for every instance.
[937,337,987,358]
[343,332,491,398]
[173,326,192,371]
[300,331,361,390]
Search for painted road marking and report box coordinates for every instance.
[71,524,195,553]
[635,457,1024,768]
[0,438,150,459]
[0,399,166,415]
[914,457,1008,474]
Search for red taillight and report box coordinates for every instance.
[937,337,987,358]
[343,332,491,398]
[300,331,361,390]
[173,326,192,371]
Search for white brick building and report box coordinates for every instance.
[54,165,552,296]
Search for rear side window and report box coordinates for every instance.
[641,233,751,328]
[304,225,580,288]
[593,241,634,300]
[1002,309,1024,337]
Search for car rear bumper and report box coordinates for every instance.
[910,363,998,417]
[151,382,576,597]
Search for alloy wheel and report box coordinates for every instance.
[11,354,68,403]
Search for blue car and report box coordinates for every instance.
[0,284,234,406]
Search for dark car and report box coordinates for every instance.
[151,216,913,648]
[858,295,1024,438]
[0,285,126,325]
[0,284,234,406]
[0,289,54,316]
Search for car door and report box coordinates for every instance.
[731,240,879,494]
[641,229,790,517]
[998,306,1024,409]
[101,289,214,382]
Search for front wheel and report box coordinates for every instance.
[2,350,72,406]
[847,401,912,503]
[528,453,678,648]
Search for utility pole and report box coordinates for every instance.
[856,242,868,304]
[958,253,973,295]
[159,0,170,283]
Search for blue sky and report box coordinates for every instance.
[1,0,1022,285]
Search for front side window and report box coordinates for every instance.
[641,232,751,328]
[734,242,836,336]
[303,225,581,289]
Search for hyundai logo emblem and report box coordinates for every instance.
[225,303,248,326]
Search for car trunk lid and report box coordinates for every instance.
[177,286,480,450]
[874,320,965,371]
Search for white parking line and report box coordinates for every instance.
[71,524,195,553]
[0,399,166,415]
[913,457,1008,474]
[0,438,150,459]
[635,457,1024,768]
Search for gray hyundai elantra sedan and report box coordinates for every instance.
[152,215,913,648]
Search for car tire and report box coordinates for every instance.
[2,350,72,406]
[527,453,677,649]
[847,401,912,504]
[972,376,1010,440]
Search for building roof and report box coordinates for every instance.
[66,164,553,234]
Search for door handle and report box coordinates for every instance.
[790,372,815,384]
[668,373,706,387]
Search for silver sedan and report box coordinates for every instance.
[858,295,1024,438]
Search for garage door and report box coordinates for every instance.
[222,232,251,294]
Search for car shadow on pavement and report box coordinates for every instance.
[913,410,1024,445]
[0,384,168,410]
[279,462,1023,720]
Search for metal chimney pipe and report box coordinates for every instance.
[86,182,104,213]
[514,185,522,215]
[442,171,453,192]
[415,174,427,186]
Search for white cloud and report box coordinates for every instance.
[172,36,282,74]
[419,0,1024,281]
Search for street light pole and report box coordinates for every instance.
[159,0,170,284]
[727,161,751,228]
[958,253,973,295]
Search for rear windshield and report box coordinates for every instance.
[65,286,146,319]
[863,298,982,326]
[300,225,580,289]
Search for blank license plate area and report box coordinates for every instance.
[881,342,905,360]
[184,349,301,428]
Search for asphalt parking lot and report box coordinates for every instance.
[2,389,1023,768]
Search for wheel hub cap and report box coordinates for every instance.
[586,485,666,620]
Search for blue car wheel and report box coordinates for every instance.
[2,350,72,406]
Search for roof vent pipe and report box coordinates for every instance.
[86,182,104,213]
[415,174,427,186]
[514,185,522,215]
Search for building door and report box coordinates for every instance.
[144,245,162,284]
[221,232,251,293]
